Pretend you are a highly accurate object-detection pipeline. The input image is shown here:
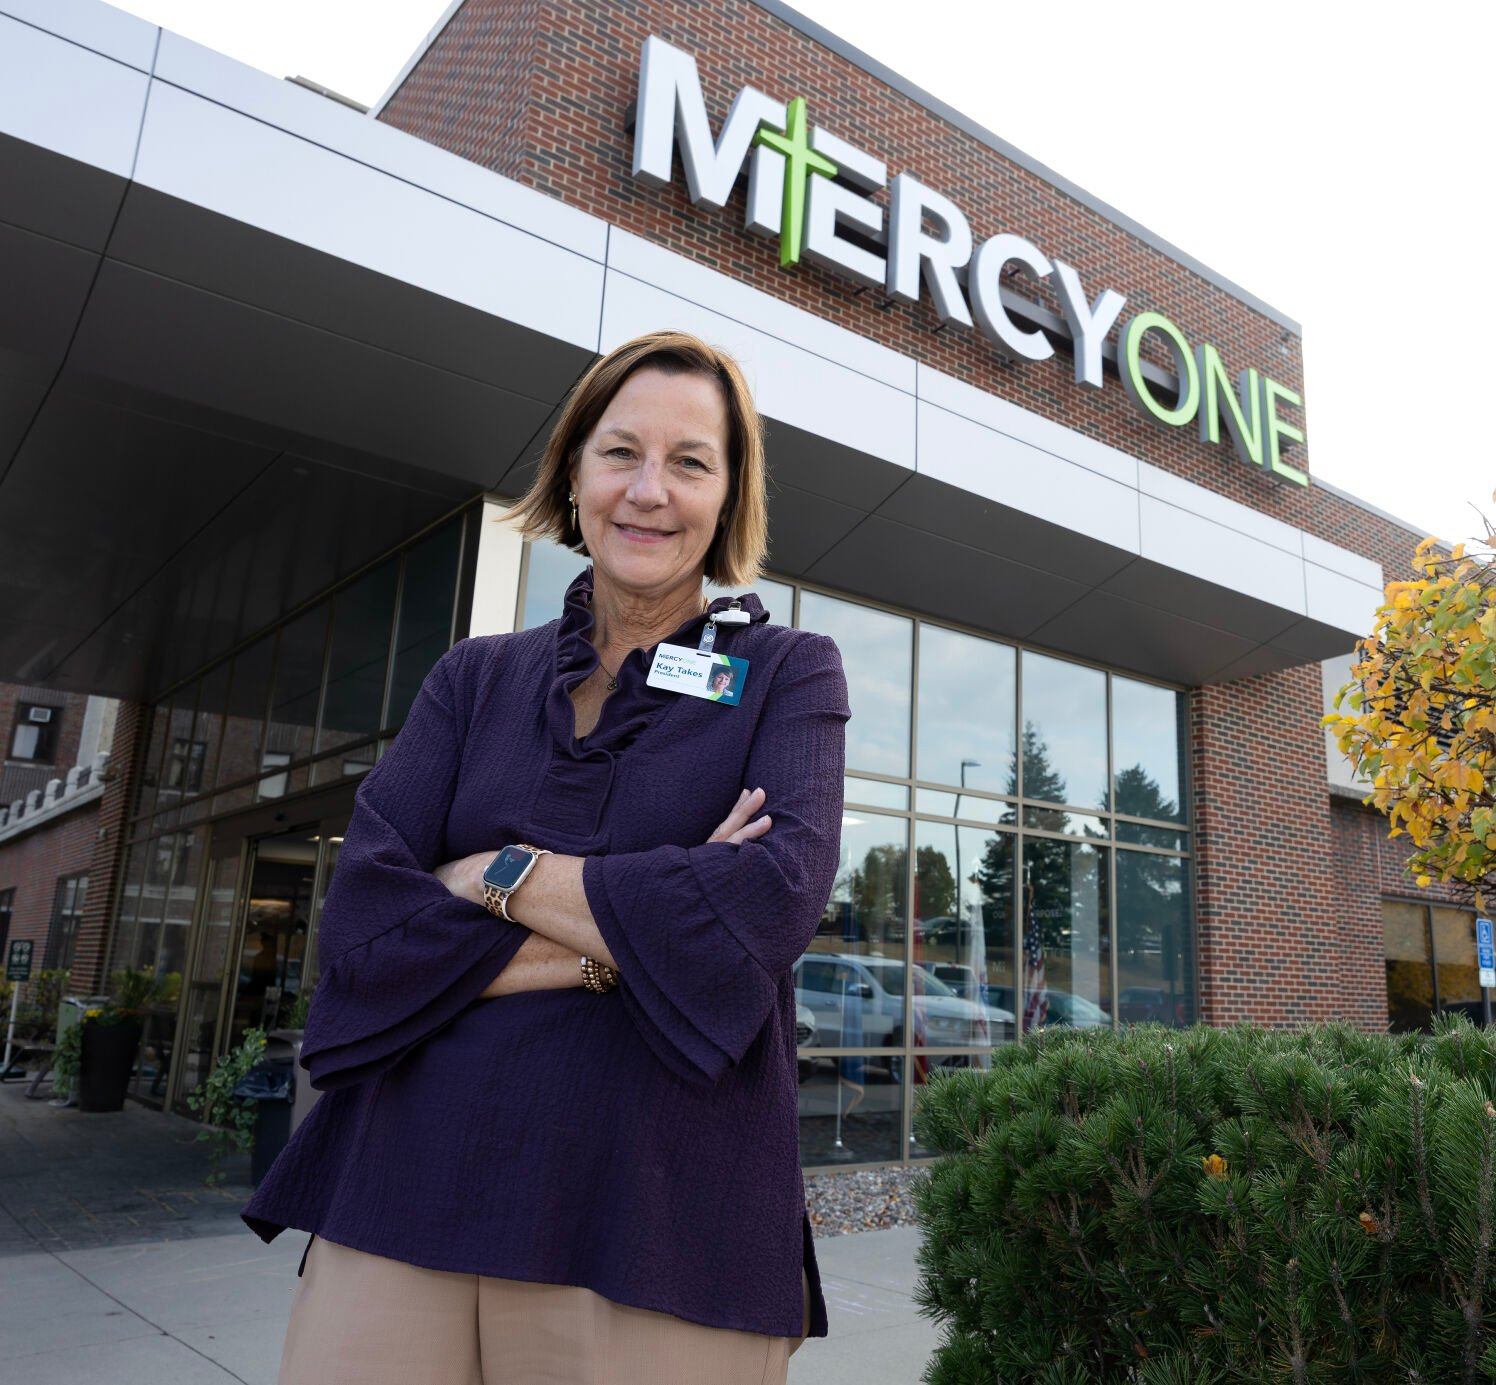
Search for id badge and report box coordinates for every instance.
[647,643,749,704]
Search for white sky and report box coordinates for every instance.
[109,0,1494,555]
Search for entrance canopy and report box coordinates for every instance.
[0,0,1382,701]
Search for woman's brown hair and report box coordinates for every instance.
[501,329,768,588]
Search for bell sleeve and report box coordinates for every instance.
[581,631,849,1087]
[299,641,529,1091]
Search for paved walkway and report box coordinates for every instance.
[0,1081,940,1382]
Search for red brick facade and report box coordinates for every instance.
[379,0,1451,1030]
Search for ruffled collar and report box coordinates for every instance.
[548,563,769,758]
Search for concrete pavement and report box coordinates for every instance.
[0,1082,941,1382]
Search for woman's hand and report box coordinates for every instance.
[432,851,492,907]
[709,786,771,845]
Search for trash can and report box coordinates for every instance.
[232,1056,295,1187]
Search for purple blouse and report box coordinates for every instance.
[241,563,848,1340]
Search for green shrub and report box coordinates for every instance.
[184,1028,266,1186]
[910,1019,1496,1383]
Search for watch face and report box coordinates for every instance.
[483,845,534,891]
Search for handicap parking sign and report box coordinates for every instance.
[1478,917,1495,990]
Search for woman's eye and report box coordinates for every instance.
[608,447,633,459]
[679,457,705,470]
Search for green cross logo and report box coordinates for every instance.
[753,97,838,268]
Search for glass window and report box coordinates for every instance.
[1117,849,1192,1026]
[1020,837,1110,1032]
[797,1042,905,1167]
[44,875,88,972]
[108,843,149,978]
[190,660,232,800]
[1022,806,1107,839]
[520,541,589,632]
[914,821,1015,1044]
[814,808,907,958]
[173,849,241,1116]
[844,776,908,811]
[712,575,795,626]
[1021,650,1107,811]
[1383,900,1434,1033]
[917,623,1016,796]
[159,680,204,811]
[1112,675,1186,822]
[314,559,398,782]
[0,888,13,953]
[132,703,173,821]
[1432,906,1483,1024]
[215,633,275,809]
[260,608,328,801]
[1116,821,1188,851]
[9,702,61,762]
[799,590,911,778]
[388,521,462,727]
[916,788,1006,826]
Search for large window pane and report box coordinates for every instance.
[520,541,589,632]
[712,575,794,626]
[108,843,148,980]
[1020,836,1110,1032]
[260,608,328,801]
[157,681,202,825]
[914,821,1015,1044]
[388,521,462,726]
[917,623,1016,796]
[1384,900,1434,1033]
[314,560,398,782]
[813,808,907,959]
[1112,675,1186,822]
[798,1051,904,1167]
[1021,650,1107,811]
[1117,849,1192,1026]
[799,590,911,778]
[132,703,172,822]
[183,660,231,822]
[215,633,274,810]
[173,851,240,1115]
[1433,906,1483,1023]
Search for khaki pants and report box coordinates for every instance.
[278,1236,810,1384]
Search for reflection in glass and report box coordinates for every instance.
[108,843,148,979]
[133,828,202,1106]
[1433,906,1482,1022]
[844,776,909,811]
[260,607,327,800]
[798,1047,903,1166]
[314,560,398,782]
[1384,900,1434,1032]
[914,821,1014,1044]
[917,623,1016,794]
[1116,821,1187,851]
[173,851,240,1115]
[189,660,232,802]
[916,789,1008,826]
[520,541,589,632]
[813,810,907,956]
[1022,805,1106,838]
[1020,837,1109,1032]
[215,633,274,811]
[387,521,462,726]
[799,590,911,777]
[227,832,316,1052]
[1111,675,1186,821]
[1021,650,1107,811]
[306,834,343,990]
[132,704,172,822]
[156,690,199,827]
[1117,849,1192,1026]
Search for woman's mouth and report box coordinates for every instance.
[614,522,674,544]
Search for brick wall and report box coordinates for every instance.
[0,797,97,984]
[0,684,87,809]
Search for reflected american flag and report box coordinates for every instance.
[1022,881,1048,1032]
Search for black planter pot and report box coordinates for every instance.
[78,1019,144,1112]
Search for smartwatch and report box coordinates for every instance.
[481,843,552,922]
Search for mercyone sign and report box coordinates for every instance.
[630,36,1307,485]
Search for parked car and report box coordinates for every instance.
[987,985,1112,1030]
[796,1003,817,1082]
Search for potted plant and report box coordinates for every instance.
[185,1026,267,1186]
[74,968,171,1112]
[268,983,321,1136]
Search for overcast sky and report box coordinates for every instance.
[110,0,1493,559]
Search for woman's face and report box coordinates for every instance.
[711,670,731,693]
[571,366,731,598]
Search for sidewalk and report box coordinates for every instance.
[0,1082,939,1382]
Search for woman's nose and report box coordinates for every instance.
[626,456,669,505]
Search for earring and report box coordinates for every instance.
[568,491,577,531]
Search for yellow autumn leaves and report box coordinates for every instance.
[1323,499,1496,909]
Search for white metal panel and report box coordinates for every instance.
[0,13,147,177]
[1305,560,1382,638]
[132,82,603,354]
[916,362,1137,489]
[152,32,607,263]
[1137,458,1304,558]
[0,0,157,72]
[916,400,1140,556]
[1303,531,1383,589]
[1139,493,1307,616]
[599,268,916,471]
[607,229,915,393]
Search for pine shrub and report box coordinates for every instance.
[910,1018,1496,1383]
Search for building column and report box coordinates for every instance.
[467,496,525,637]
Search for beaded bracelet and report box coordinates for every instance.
[580,955,619,993]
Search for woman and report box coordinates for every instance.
[241,329,848,1383]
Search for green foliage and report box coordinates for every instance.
[108,966,176,1012]
[280,983,314,1032]
[911,1020,1496,1383]
[51,1020,82,1100]
[184,1027,267,1186]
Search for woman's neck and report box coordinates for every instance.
[589,570,707,666]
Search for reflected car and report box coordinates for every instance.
[793,954,1014,1055]
[1118,986,1189,1025]
[796,1003,817,1082]
[986,985,1112,1030]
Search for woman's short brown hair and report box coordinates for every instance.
[502,329,768,588]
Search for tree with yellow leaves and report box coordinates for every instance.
[1323,492,1496,910]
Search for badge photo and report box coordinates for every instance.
[703,653,747,704]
